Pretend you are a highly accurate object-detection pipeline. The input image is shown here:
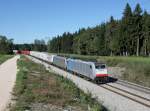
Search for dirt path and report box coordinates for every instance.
[0,55,19,111]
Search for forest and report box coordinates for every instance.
[47,3,150,56]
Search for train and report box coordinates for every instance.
[15,50,109,83]
[14,50,30,55]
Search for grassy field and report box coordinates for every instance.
[10,56,106,111]
[0,54,14,65]
[58,54,150,87]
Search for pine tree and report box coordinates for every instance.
[142,11,150,56]
[133,3,143,56]
[105,16,119,56]
[121,3,133,56]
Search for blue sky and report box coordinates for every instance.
[0,0,150,44]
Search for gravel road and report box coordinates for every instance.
[0,55,19,111]
[27,56,150,111]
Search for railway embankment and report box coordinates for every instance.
[26,55,150,111]
[10,56,105,111]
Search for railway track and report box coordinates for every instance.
[116,79,150,94]
[100,83,150,108]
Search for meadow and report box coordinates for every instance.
[0,54,14,65]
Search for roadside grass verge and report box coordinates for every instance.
[10,56,106,111]
[58,53,150,87]
[0,54,14,65]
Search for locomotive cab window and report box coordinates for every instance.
[90,65,92,69]
[95,63,106,69]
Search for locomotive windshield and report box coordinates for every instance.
[95,63,106,69]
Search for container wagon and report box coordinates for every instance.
[30,51,41,58]
[39,52,48,61]
[47,54,56,63]
[53,56,67,69]
[16,50,30,55]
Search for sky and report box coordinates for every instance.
[0,0,150,44]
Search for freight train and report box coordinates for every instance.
[14,50,30,55]
[16,50,109,83]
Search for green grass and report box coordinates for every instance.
[58,53,150,87]
[0,54,14,65]
[98,56,150,87]
[10,56,106,111]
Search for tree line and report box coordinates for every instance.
[0,35,13,54]
[47,3,150,56]
[13,39,47,52]
[0,37,47,54]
